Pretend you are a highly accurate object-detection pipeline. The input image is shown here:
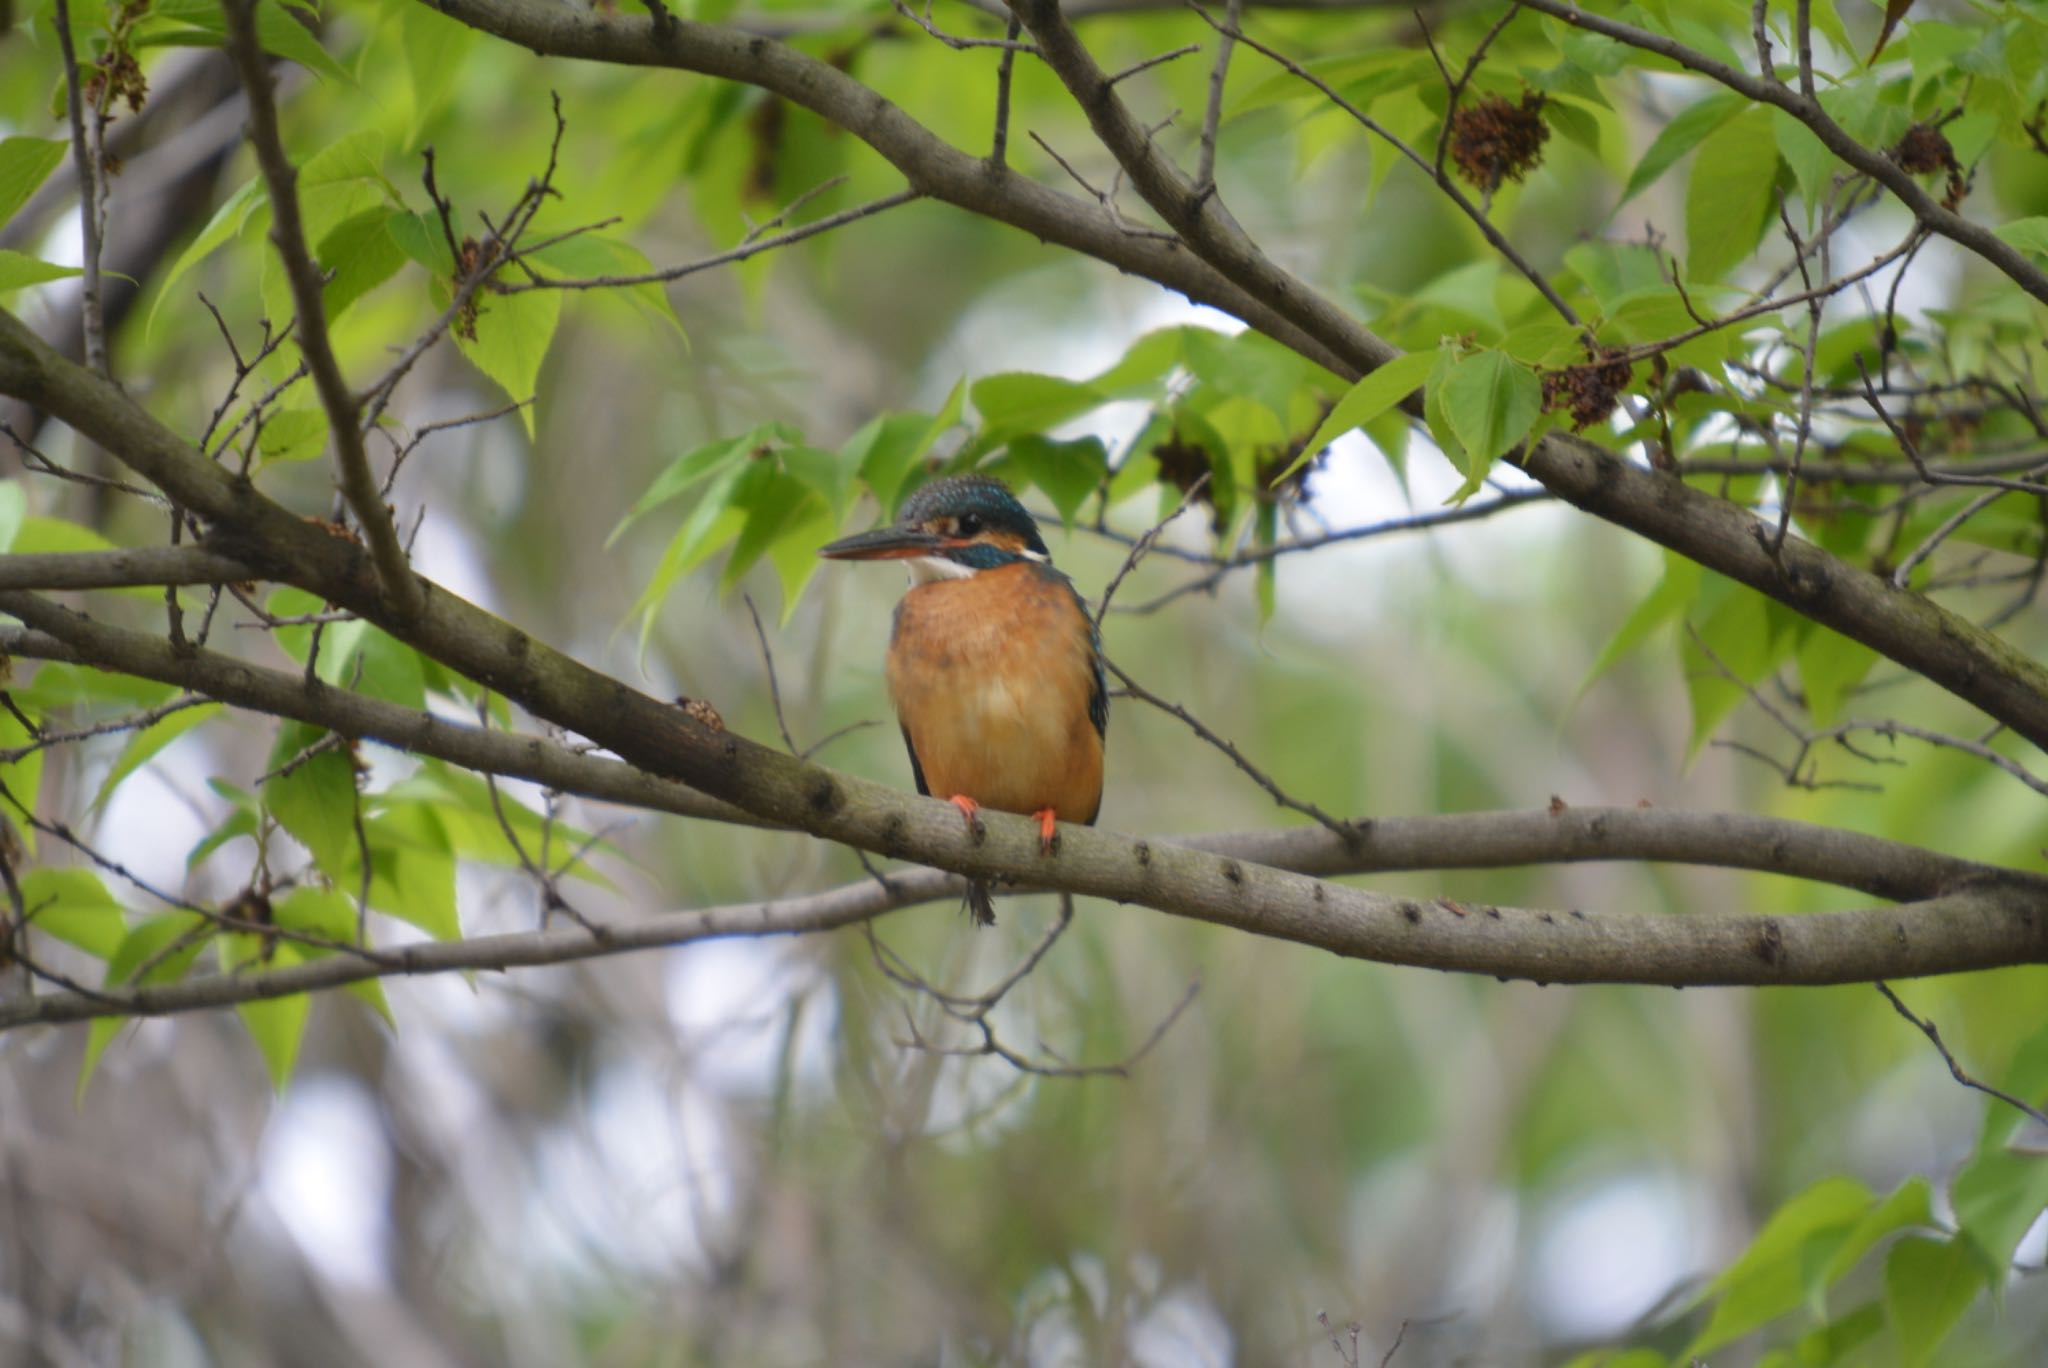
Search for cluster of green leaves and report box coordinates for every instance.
[1230,0,2047,756]
[2,489,617,1091]
[1564,1022,2048,1368]
[613,322,1362,625]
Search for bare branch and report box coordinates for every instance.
[0,546,254,592]
[1194,0,1241,194]
[502,189,921,292]
[1877,982,2048,1130]
[1108,656,1365,843]
[219,0,422,620]
[1094,471,1209,624]
[52,0,110,380]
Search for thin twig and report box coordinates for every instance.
[221,0,422,619]
[501,189,921,292]
[1095,473,1209,624]
[1194,0,1242,194]
[991,13,1026,163]
[745,593,801,755]
[1877,982,2048,1129]
[891,0,1038,50]
[1107,42,1202,88]
[53,0,109,379]
[1108,658,1366,842]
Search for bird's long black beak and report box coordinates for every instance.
[818,526,951,561]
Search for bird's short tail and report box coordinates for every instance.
[964,879,996,928]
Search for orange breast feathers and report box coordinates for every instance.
[885,562,1104,825]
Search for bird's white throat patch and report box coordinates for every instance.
[904,548,1047,585]
[906,556,978,584]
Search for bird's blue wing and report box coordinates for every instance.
[900,725,931,797]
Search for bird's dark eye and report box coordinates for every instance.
[957,513,982,536]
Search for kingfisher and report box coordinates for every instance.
[820,475,1107,926]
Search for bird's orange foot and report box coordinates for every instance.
[947,794,986,844]
[1031,808,1060,856]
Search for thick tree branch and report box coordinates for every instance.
[220,0,424,621]
[1,592,2046,1012]
[0,872,920,1029]
[0,546,255,591]
[0,610,2014,905]
[2,871,2040,1031]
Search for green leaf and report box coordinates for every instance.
[969,372,1108,447]
[1796,627,1878,728]
[1820,1177,1933,1292]
[143,0,349,82]
[262,722,360,882]
[17,868,126,959]
[92,703,221,811]
[1773,109,1834,211]
[1581,552,1700,693]
[396,0,480,148]
[273,887,392,1022]
[845,413,937,519]
[386,209,456,274]
[315,208,406,322]
[721,469,824,592]
[767,495,840,620]
[0,137,68,228]
[1682,581,1791,756]
[1620,90,1748,204]
[1006,435,1106,528]
[1285,347,1440,483]
[1954,1139,2048,1278]
[255,408,329,465]
[1439,349,1541,474]
[1088,326,1192,395]
[1687,108,1780,283]
[1688,1175,1875,1356]
[454,286,560,433]
[149,176,268,337]
[1884,1236,1985,1368]
[1790,1301,1885,1367]
[609,425,791,545]
[222,934,311,1090]
[530,233,688,340]
[0,705,44,857]
[627,471,746,647]
[0,250,82,292]
[849,382,964,517]
[1993,217,2048,257]
[79,912,210,1096]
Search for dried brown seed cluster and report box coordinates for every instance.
[452,236,503,339]
[1449,91,1551,194]
[1891,123,1966,209]
[1541,346,1634,431]
[85,51,147,117]
[1151,431,1211,491]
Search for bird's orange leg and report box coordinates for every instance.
[1031,808,1059,856]
[946,794,984,841]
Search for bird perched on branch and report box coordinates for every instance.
[821,475,1106,926]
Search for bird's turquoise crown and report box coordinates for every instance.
[899,474,1051,566]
